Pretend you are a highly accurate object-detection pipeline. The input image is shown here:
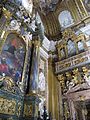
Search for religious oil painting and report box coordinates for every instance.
[0,33,26,84]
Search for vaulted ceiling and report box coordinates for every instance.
[33,0,63,40]
[17,0,63,40]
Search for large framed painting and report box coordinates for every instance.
[0,32,28,92]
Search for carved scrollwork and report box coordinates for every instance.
[72,68,82,85]
[58,74,65,89]
[0,76,22,93]
[0,76,14,88]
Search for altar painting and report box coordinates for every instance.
[0,33,26,83]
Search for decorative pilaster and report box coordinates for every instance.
[78,0,88,17]
[48,54,59,120]
[74,0,88,19]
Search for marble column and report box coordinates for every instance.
[22,39,41,120]
[29,39,40,93]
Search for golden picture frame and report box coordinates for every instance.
[0,30,30,92]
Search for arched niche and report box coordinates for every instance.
[58,10,74,28]
[0,32,27,84]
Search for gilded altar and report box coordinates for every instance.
[0,4,41,120]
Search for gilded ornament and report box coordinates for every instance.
[82,67,88,73]
[24,104,33,117]
[0,97,16,115]
[16,102,22,117]
[58,74,65,88]
[3,8,12,19]
[72,68,82,84]
[66,72,71,78]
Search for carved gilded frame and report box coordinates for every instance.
[0,30,29,85]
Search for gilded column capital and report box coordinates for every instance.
[48,52,53,65]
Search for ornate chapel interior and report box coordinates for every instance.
[0,0,90,120]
